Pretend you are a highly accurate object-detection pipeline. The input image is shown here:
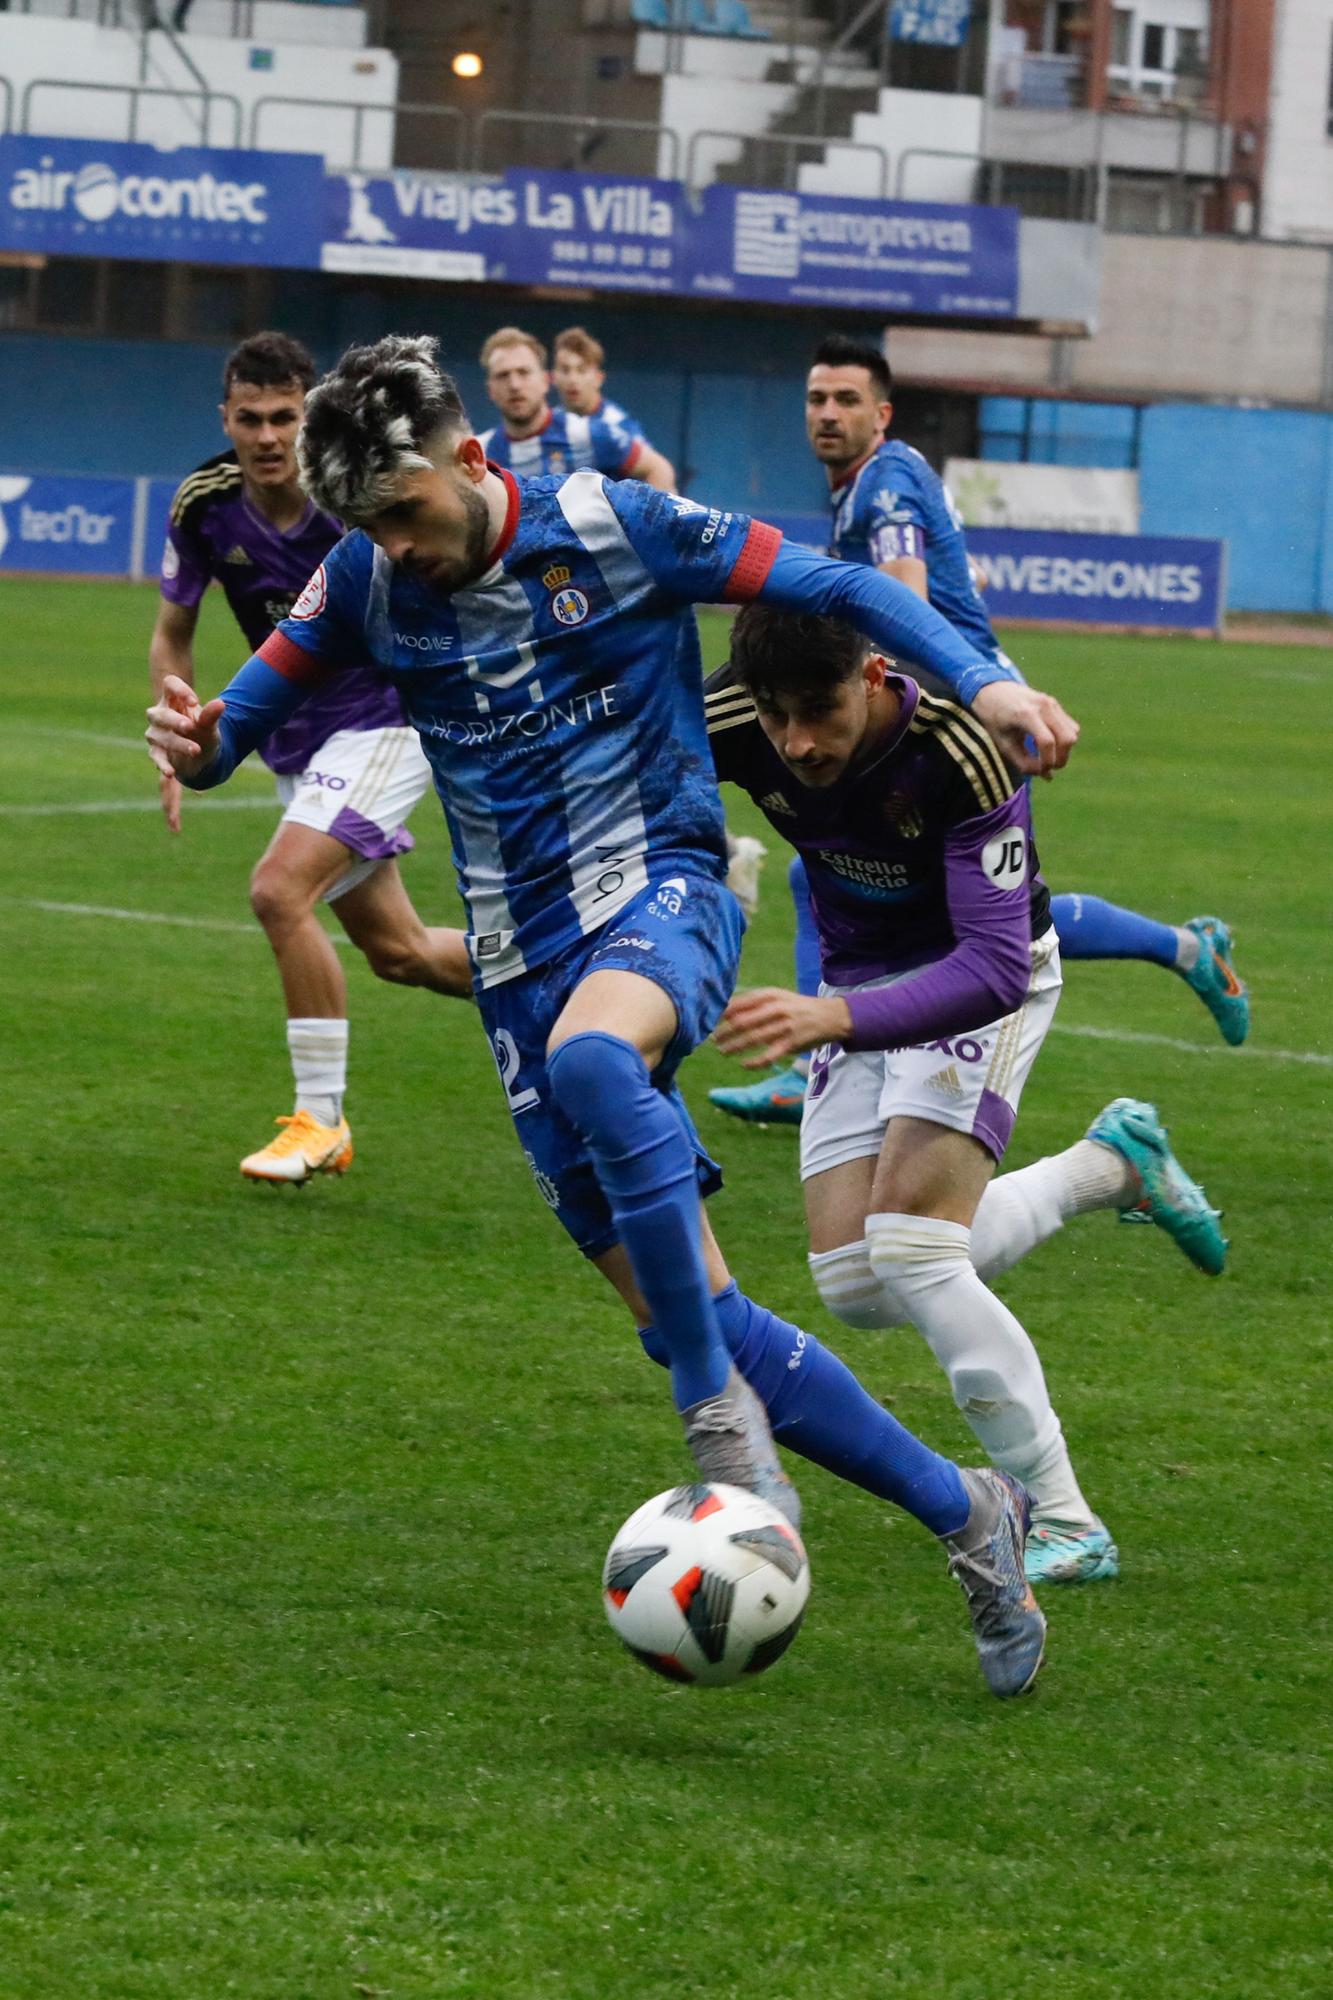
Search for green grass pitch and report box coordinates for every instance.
[1,577,1329,1998]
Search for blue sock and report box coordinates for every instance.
[789,855,822,998]
[547,1031,729,1412]
[1051,891,1179,968]
[640,1284,968,1535]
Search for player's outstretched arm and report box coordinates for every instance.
[631,442,677,492]
[755,542,1078,777]
[145,652,311,792]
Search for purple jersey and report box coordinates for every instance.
[706,664,1051,1041]
[160,450,404,774]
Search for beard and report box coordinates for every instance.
[410,481,494,592]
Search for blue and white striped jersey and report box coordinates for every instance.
[263,472,774,986]
[831,439,1005,668]
[477,405,642,481]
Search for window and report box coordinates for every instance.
[1111,8,1133,67]
[1141,22,1165,71]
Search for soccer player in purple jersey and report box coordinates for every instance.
[710,608,1227,1583]
[144,334,1089,1694]
[478,326,676,490]
[150,331,470,1183]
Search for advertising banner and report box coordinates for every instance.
[323,167,1020,320]
[687,184,1017,317]
[0,134,326,268]
[0,473,139,576]
[946,459,1141,535]
[891,1,973,49]
[967,528,1226,632]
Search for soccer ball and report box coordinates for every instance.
[602,1482,810,1688]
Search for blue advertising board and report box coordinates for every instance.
[322,167,1019,320]
[0,134,326,268]
[0,472,139,576]
[967,528,1227,631]
[891,1,972,48]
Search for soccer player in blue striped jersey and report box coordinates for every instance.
[711,333,1248,1128]
[145,335,1085,1695]
[478,325,676,491]
[552,324,659,462]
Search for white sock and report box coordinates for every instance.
[865,1210,1096,1529]
[287,1017,348,1127]
[1173,925,1201,973]
[970,1140,1137,1283]
[808,1239,903,1329]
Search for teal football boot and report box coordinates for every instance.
[1025,1519,1120,1587]
[709,1064,808,1126]
[1087,1096,1227,1276]
[1181,915,1249,1046]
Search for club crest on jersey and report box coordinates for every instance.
[882,794,924,839]
[290,565,327,621]
[542,564,572,591]
[551,586,589,627]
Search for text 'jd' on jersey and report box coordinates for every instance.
[829,439,1007,672]
[258,472,784,987]
[704,660,1050,987]
[161,448,404,774]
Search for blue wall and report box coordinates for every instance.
[0,294,832,522]
[980,393,1333,612]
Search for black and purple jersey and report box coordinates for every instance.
[706,662,1051,1046]
[160,450,404,774]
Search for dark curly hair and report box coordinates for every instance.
[222,330,317,398]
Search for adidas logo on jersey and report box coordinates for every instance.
[760,790,795,817]
[923,1065,965,1099]
[223,544,252,565]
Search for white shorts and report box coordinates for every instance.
[800,929,1062,1181]
[274,726,434,903]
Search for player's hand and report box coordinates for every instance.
[972,681,1079,780]
[159,771,183,834]
[715,987,854,1068]
[145,674,224,781]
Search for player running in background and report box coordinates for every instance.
[150,330,470,1183]
[551,324,654,445]
[711,332,1249,1126]
[478,326,676,490]
[709,608,1227,1583]
[145,336,1088,1694]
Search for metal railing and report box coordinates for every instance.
[19,75,243,146]
[472,108,680,180]
[687,125,889,197]
[249,94,468,171]
[895,146,1105,224]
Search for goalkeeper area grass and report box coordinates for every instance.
[1,576,1329,1998]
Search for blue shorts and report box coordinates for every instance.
[476,869,744,1259]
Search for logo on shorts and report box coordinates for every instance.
[524,1150,560,1211]
[290,564,327,621]
[647,876,688,919]
[160,537,180,582]
[551,586,589,627]
[923,1065,965,1099]
[475,931,503,957]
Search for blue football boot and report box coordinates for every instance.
[1087,1096,1227,1276]
[709,1064,807,1126]
[1025,1518,1120,1587]
[1181,915,1249,1046]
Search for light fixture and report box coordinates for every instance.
[451,50,483,79]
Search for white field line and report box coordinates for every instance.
[1048,1021,1333,1068]
[0,797,276,817]
[7,897,1331,1068]
[4,896,351,945]
[12,724,155,751]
